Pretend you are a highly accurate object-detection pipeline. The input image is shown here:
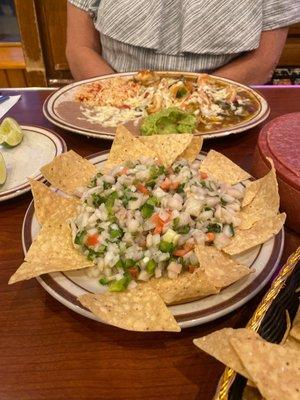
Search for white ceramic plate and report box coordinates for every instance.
[43,71,270,141]
[0,125,66,202]
[22,151,284,328]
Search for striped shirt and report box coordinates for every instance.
[69,0,300,72]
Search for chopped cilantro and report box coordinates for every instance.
[176,183,185,193]
[74,230,86,246]
[99,277,109,285]
[172,217,180,230]
[150,165,165,179]
[176,225,190,234]
[103,181,112,190]
[92,193,105,207]
[220,198,227,206]
[206,223,222,233]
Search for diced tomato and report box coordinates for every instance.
[151,213,164,234]
[120,104,130,109]
[153,225,163,235]
[188,265,197,274]
[151,213,164,226]
[161,210,172,223]
[200,171,208,179]
[86,234,100,246]
[160,178,171,190]
[169,181,179,190]
[205,232,215,242]
[136,183,149,195]
[173,243,194,257]
[128,267,139,279]
[117,167,129,176]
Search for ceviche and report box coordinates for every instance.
[71,157,244,292]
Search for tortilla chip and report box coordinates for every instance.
[178,136,203,162]
[78,286,181,332]
[40,150,97,195]
[231,337,300,400]
[290,326,300,341]
[195,245,251,289]
[290,306,300,342]
[242,180,262,208]
[239,159,279,229]
[242,386,263,400]
[140,134,193,168]
[30,179,79,225]
[284,336,300,352]
[148,267,219,305]
[193,328,261,380]
[9,210,92,284]
[199,150,251,185]
[223,213,286,255]
[103,125,157,173]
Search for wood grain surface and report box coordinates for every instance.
[0,87,299,400]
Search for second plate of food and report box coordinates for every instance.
[43,71,270,140]
[0,124,66,202]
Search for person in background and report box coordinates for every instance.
[66,0,300,85]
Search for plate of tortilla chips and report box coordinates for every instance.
[194,247,300,400]
[11,127,285,332]
[43,71,269,140]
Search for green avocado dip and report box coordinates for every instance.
[140,107,197,136]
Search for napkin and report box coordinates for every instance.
[0,95,21,120]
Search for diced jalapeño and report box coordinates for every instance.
[105,191,118,214]
[146,196,159,207]
[159,241,175,253]
[124,259,136,268]
[109,224,124,239]
[114,259,125,270]
[146,259,157,275]
[140,203,154,219]
[109,274,131,292]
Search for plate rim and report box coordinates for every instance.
[43,71,270,140]
[21,150,285,328]
[0,125,67,202]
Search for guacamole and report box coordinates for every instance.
[140,107,197,136]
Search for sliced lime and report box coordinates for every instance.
[0,153,7,185]
[0,117,23,147]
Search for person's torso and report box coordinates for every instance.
[94,0,264,72]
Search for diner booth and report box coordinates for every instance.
[0,1,300,400]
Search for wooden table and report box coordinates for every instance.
[1,87,299,400]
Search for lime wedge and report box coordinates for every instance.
[0,117,23,147]
[0,153,7,185]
